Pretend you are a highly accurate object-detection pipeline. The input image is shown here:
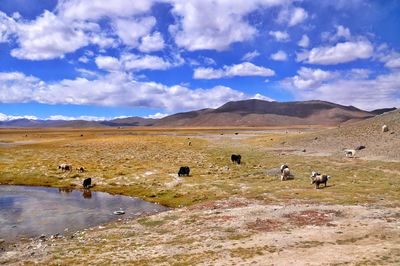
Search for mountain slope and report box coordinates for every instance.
[154,100,373,127]
[291,109,400,160]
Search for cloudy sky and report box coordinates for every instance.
[0,0,399,121]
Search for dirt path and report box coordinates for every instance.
[1,198,399,265]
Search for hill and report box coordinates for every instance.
[153,100,374,127]
[290,109,400,161]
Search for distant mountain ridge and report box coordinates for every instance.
[0,99,382,128]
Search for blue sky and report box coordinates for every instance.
[0,0,399,121]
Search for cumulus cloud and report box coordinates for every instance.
[169,0,289,51]
[284,68,400,110]
[95,56,121,71]
[95,53,184,72]
[270,50,288,61]
[298,41,373,65]
[298,34,309,48]
[193,62,275,79]
[288,7,308,26]
[322,25,352,42]
[0,11,17,43]
[57,0,155,21]
[0,71,269,112]
[144,112,169,119]
[242,50,260,61]
[113,16,156,47]
[138,32,165,52]
[10,11,89,60]
[288,67,337,89]
[269,31,290,42]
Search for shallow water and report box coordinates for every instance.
[0,185,168,242]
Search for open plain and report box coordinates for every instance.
[1,112,400,265]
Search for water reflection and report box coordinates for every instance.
[0,185,168,241]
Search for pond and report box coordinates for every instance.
[0,185,168,242]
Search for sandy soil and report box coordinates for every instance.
[1,197,399,265]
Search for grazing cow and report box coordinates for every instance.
[188,141,192,146]
[280,164,289,173]
[310,172,330,189]
[58,163,72,171]
[178,166,190,177]
[280,164,292,181]
[76,167,85,173]
[231,154,241,164]
[344,149,356,157]
[382,125,389,132]
[281,168,292,181]
[83,178,92,188]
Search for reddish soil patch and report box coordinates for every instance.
[209,215,234,222]
[284,210,341,227]
[247,218,283,232]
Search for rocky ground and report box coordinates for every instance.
[1,197,399,265]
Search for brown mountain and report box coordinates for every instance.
[154,100,374,127]
[0,100,376,128]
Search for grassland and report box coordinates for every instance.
[0,127,399,207]
[0,127,399,265]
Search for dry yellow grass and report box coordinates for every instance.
[1,127,399,207]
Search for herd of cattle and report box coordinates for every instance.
[58,153,331,190]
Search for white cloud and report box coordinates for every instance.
[321,25,352,43]
[385,57,400,69]
[193,62,275,79]
[95,56,121,71]
[289,67,337,89]
[0,71,269,112]
[144,112,169,119]
[47,115,108,121]
[242,50,260,61]
[57,0,156,21]
[169,0,289,51]
[288,7,308,26]
[0,11,17,43]
[122,54,183,71]
[285,69,400,110]
[277,6,308,27]
[299,41,373,65]
[0,113,38,121]
[113,16,156,47]
[10,11,89,60]
[139,32,165,52]
[298,34,309,48]
[95,53,184,72]
[270,50,288,61]
[269,31,290,42]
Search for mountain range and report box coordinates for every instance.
[0,100,394,128]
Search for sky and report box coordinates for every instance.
[0,0,400,121]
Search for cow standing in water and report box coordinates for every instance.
[83,178,92,188]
